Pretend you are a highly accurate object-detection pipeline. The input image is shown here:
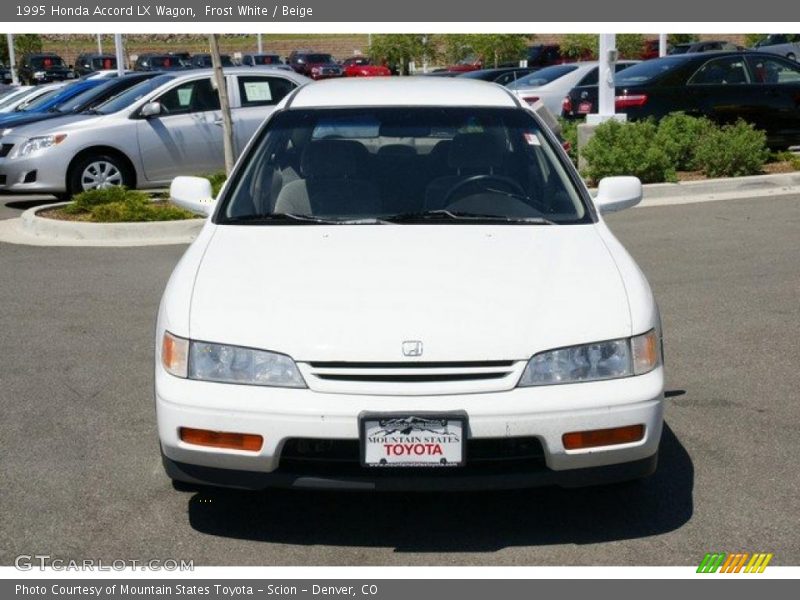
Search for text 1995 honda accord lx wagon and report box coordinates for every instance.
[156,78,664,491]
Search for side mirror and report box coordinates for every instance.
[594,176,642,214]
[170,176,216,216]
[140,101,162,118]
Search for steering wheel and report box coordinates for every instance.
[442,174,526,206]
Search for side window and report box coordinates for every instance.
[688,57,750,85]
[748,56,800,84]
[237,76,296,108]
[156,78,220,115]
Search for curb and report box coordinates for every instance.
[0,202,205,247]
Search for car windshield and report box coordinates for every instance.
[614,57,688,85]
[19,83,83,112]
[56,77,144,113]
[149,56,184,68]
[8,88,58,111]
[91,57,116,70]
[219,107,588,225]
[253,55,281,65]
[93,74,175,114]
[31,56,66,69]
[305,54,334,63]
[506,65,579,89]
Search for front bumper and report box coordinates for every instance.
[156,366,664,490]
[0,145,68,194]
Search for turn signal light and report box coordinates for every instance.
[562,424,645,450]
[179,427,263,452]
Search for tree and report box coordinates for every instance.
[744,33,766,47]
[668,33,699,45]
[561,34,597,60]
[617,34,645,59]
[368,34,431,75]
[442,34,528,69]
[209,34,235,175]
[0,34,43,66]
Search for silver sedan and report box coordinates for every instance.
[0,68,309,197]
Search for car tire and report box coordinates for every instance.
[68,152,133,196]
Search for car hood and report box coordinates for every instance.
[188,224,632,362]
[0,113,108,138]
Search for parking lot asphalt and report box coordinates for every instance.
[0,193,798,567]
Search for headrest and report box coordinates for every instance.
[448,132,505,170]
[377,144,417,158]
[300,140,369,179]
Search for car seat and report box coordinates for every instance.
[273,139,381,217]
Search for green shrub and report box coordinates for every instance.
[558,117,579,165]
[580,119,675,184]
[654,112,714,171]
[64,186,149,213]
[204,171,227,197]
[693,120,769,178]
[64,186,195,222]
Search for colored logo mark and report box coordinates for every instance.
[697,552,773,573]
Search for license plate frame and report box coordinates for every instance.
[359,411,467,468]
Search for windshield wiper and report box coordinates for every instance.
[223,213,389,225]
[385,209,555,225]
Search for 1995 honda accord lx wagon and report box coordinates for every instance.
[156,78,664,491]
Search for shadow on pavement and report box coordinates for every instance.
[4,198,58,211]
[186,423,693,553]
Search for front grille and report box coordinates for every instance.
[0,143,13,158]
[301,359,525,395]
[279,437,546,477]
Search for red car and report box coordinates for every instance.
[446,55,483,72]
[341,56,392,77]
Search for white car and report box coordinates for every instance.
[0,83,64,113]
[157,78,664,491]
[506,61,638,116]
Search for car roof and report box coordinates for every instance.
[289,78,519,108]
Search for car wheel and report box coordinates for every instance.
[68,153,132,195]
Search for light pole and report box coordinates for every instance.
[6,34,18,85]
[659,33,668,57]
[257,33,263,54]
[114,33,125,77]
[588,33,620,123]
[97,34,103,55]
[579,34,625,171]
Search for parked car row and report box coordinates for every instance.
[0,68,310,197]
[561,51,800,149]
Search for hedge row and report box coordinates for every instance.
[574,114,770,184]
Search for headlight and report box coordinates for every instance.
[161,332,306,388]
[16,134,67,157]
[518,330,660,387]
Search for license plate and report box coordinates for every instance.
[360,413,466,467]
[578,101,592,114]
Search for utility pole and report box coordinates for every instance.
[257,33,263,54]
[659,33,668,57]
[97,34,103,54]
[210,34,235,174]
[6,34,18,85]
[114,34,125,77]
